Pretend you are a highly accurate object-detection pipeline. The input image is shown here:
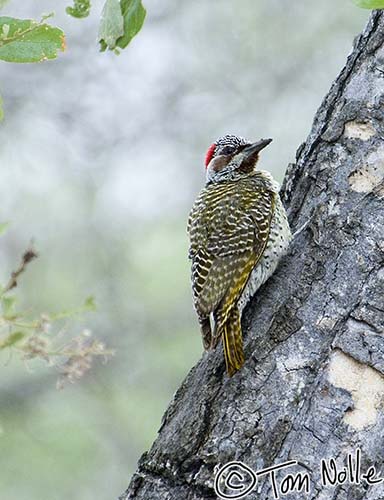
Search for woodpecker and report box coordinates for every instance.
[187,134,291,377]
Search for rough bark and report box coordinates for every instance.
[121,11,384,500]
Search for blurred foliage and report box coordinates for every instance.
[0,232,113,388]
[352,0,384,7]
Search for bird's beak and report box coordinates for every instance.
[243,138,273,157]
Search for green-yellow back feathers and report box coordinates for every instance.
[188,135,291,377]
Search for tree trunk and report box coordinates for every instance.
[120,11,384,500]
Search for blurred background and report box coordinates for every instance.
[0,1,367,499]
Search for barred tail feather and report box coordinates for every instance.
[222,308,244,377]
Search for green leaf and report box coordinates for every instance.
[352,0,384,8]
[66,0,91,19]
[2,295,16,315]
[0,222,8,235]
[0,331,25,349]
[100,0,145,51]
[99,0,124,50]
[118,0,146,49]
[0,17,66,63]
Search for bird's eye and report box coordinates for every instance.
[221,146,235,155]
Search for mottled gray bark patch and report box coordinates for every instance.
[120,11,384,500]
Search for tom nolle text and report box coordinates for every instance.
[214,449,382,499]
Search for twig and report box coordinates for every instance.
[2,245,38,295]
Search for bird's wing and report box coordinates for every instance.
[188,181,275,324]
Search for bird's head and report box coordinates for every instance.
[204,134,272,183]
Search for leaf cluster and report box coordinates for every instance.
[0,0,146,118]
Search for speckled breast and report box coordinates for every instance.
[237,187,292,313]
